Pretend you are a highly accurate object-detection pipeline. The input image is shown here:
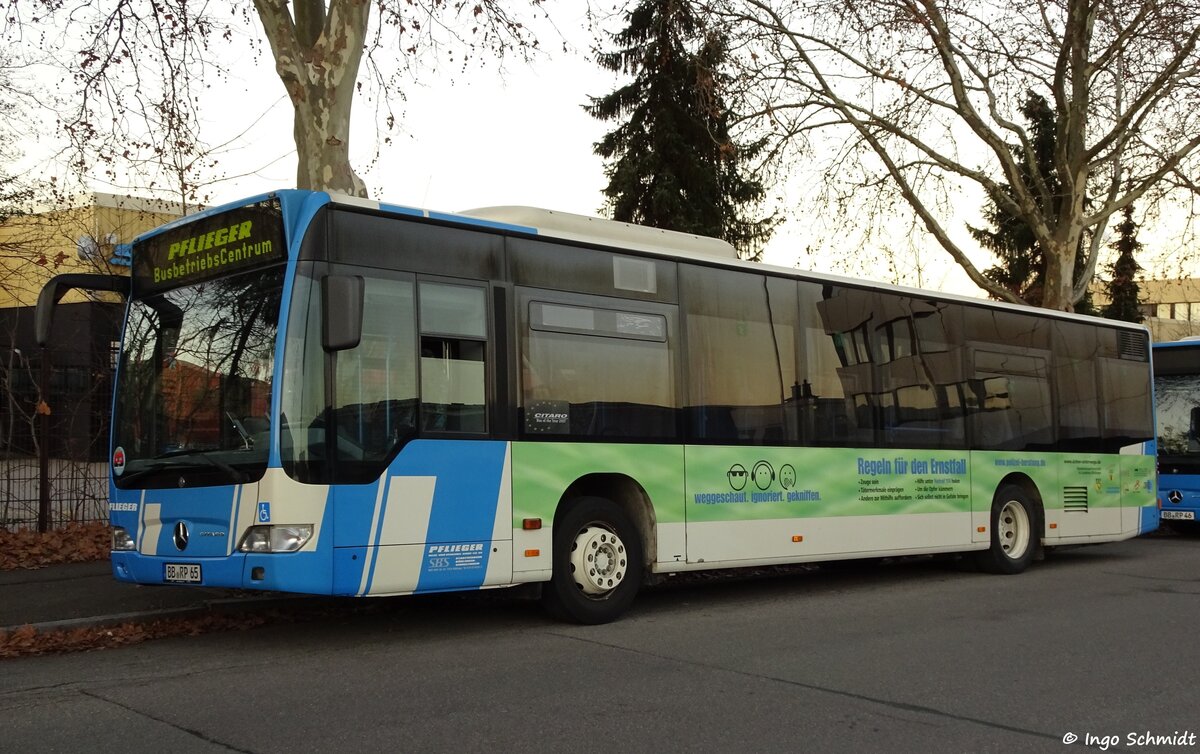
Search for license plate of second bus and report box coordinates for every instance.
[1162,511,1195,520]
[164,563,202,583]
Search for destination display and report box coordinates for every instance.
[132,197,286,295]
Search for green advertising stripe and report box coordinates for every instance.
[685,446,973,522]
[511,443,686,525]
[510,442,1156,527]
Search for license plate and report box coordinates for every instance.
[1162,511,1196,521]
[164,563,202,583]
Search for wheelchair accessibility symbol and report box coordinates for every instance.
[257,502,271,523]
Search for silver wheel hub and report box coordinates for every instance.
[569,525,627,596]
[998,500,1031,560]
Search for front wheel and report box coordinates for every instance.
[974,485,1040,574]
[542,497,643,624]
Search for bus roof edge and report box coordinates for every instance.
[460,206,739,260]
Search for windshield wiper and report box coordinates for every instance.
[155,447,220,461]
[226,412,253,449]
[119,448,249,485]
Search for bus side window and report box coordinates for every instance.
[520,296,677,440]
[419,282,487,433]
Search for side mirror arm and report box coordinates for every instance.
[35,274,129,346]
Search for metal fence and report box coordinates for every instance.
[0,458,108,530]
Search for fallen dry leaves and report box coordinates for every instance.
[0,522,111,570]
[0,611,280,659]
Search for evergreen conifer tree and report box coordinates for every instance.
[588,0,776,260]
[1102,205,1145,323]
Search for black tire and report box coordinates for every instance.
[541,497,643,624]
[973,484,1040,575]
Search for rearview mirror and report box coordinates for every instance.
[321,274,364,352]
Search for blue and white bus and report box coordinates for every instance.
[1153,338,1200,532]
[37,191,1158,623]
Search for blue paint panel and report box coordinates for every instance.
[151,485,239,558]
[332,547,369,596]
[1157,473,1200,513]
[372,440,506,593]
[363,475,392,594]
[332,478,383,548]
[416,541,492,593]
[109,509,139,537]
[326,472,386,594]
[376,203,429,219]
[1157,471,1200,535]
[109,483,141,537]
[417,441,504,592]
[242,551,333,594]
[402,442,505,543]
[1141,504,1160,534]
[425,210,538,235]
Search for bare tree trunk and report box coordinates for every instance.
[254,0,370,196]
[293,88,366,197]
[1042,242,1073,312]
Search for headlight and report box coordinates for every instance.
[111,527,136,551]
[237,524,313,553]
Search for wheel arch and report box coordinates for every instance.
[555,473,657,567]
[995,472,1046,540]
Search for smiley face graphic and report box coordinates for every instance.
[727,464,748,491]
[752,461,775,490]
[779,464,797,490]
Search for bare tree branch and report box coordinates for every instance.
[716,0,1200,310]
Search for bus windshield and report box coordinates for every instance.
[1155,344,1200,460]
[112,267,284,488]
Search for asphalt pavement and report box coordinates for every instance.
[2,527,1184,634]
[0,560,275,632]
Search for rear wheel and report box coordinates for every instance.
[542,497,643,624]
[974,485,1039,574]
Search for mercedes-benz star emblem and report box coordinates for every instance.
[1169,490,1184,505]
[173,521,190,551]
